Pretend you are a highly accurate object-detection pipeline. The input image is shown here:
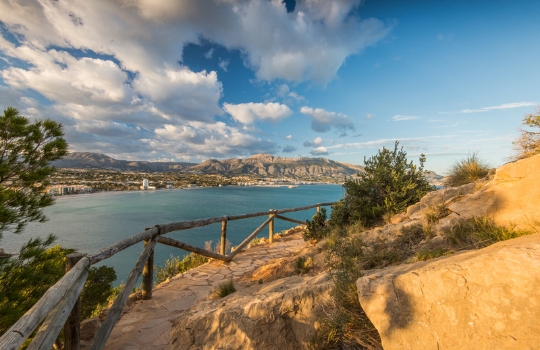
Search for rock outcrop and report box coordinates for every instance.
[170,274,333,350]
[356,233,540,350]
[443,154,540,231]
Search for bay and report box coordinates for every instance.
[1,185,343,284]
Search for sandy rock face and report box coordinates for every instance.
[170,274,333,350]
[444,154,540,231]
[356,233,540,350]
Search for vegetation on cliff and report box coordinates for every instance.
[328,141,433,229]
[512,107,540,160]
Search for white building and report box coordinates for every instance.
[141,179,149,190]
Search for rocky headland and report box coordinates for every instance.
[88,154,539,349]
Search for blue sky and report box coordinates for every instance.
[0,0,539,173]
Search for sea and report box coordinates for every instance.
[1,185,344,284]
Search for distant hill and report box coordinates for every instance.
[52,152,196,172]
[189,154,364,176]
[52,153,443,183]
[52,152,364,176]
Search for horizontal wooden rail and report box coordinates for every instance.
[157,236,229,261]
[88,227,159,265]
[154,202,333,235]
[274,214,307,226]
[89,236,158,350]
[0,257,90,350]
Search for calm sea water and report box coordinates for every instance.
[1,185,343,283]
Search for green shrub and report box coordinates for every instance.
[155,253,208,284]
[444,153,490,187]
[303,208,329,242]
[80,265,117,319]
[329,141,433,228]
[415,246,448,261]
[215,279,236,298]
[443,216,530,249]
[294,256,311,274]
[312,233,382,349]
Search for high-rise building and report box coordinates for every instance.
[142,179,149,190]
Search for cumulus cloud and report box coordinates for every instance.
[303,136,323,147]
[282,145,297,153]
[300,106,355,133]
[223,102,293,124]
[391,115,419,121]
[311,146,329,155]
[0,0,390,161]
[286,135,293,140]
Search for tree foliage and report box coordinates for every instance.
[0,235,74,333]
[512,107,540,160]
[302,207,328,242]
[0,107,68,239]
[0,235,117,334]
[80,265,117,319]
[329,142,434,228]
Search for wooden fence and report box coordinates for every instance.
[0,202,334,350]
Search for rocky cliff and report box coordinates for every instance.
[355,154,540,349]
[188,154,364,176]
[165,155,540,349]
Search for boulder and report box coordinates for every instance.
[444,154,540,231]
[170,274,333,350]
[356,233,540,350]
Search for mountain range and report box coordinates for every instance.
[52,152,365,177]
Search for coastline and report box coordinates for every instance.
[52,183,342,201]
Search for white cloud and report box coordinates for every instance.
[458,102,537,113]
[366,113,375,119]
[0,0,390,161]
[204,48,214,59]
[218,58,229,71]
[314,137,323,145]
[223,102,292,125]
[311,146,329,155]
[391,115,419,121]
[300,106,355,133]
[286,135,293,140]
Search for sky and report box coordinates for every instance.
[0,0,539,174]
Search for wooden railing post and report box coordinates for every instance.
[64,253,83,350]
[269,209,275,244]
[220,220,227,255]
[142,238,154,300]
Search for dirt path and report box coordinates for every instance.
[103,231,308,350]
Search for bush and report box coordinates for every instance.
[80,265,117,319]
[155,253,208,284]
[444,153,490,187]
[329,141,433,228]
[214,279,236,298]
[303,208,329,242]
[294,256,311,274]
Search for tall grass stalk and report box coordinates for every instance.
[444,152,489,187]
